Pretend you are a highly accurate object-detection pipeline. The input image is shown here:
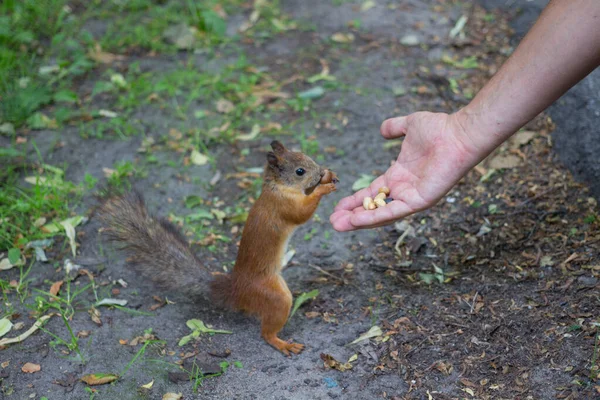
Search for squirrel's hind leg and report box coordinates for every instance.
[250,276,304,356]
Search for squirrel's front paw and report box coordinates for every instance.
[316,183,337,196]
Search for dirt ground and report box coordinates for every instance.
[2,1,599,399]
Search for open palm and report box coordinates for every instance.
[330,112,480,231]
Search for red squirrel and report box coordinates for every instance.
[99,141,338,356]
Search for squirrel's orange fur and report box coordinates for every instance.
[99,141,337,356]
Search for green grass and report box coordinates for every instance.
[0,162,86,251]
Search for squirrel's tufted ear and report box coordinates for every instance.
[267,151,280,169]
[270,140,286,155]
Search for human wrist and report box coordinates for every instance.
[452,104,517,160]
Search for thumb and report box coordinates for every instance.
[380,116,409,139]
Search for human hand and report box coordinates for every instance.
[330,111,483,231]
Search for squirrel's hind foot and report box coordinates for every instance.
[264,335,305,357]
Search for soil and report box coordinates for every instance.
[2,1,599,400]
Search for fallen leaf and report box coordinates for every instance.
[95,298,128,307]
[0,318,13,338]
[449,15,468,38]
[304,311,321,319]
[162,393,183,400]
[27,112,58,130]
[510,130,536,148]
[88,44,124,64]
[237,124,260,141]
[163,23,197,49]
[141,379,154,389]
[360,0,375,12]
[0,258,14,271]
[60,220,77,257]
[49,281,64,300]
[190,150,209,166]
[488,154,522,169]
[186,319,232,334]
[540,256,554,267]
[22,362,41,373]
[41,215,86,234]
[352,174,374,191]
[89,307,102,326]
[321,353,353,372]
[98,109,118,118]
[400,34,420,46]
[350,325,383,345]
[298,86,325,99]
[216,99,235,113]
[331,32,355,43]
[81,373,119,386]
[289,289,319,318]
[34,217,46,227]
[348,354,358,363]
[102,168,116,178]
[0,314,53,347]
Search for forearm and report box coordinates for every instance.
[455,0,600,155]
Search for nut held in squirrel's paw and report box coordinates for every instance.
[320,169,339,184]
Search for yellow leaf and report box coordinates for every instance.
[81,373,119,386]
[141,379,154,389]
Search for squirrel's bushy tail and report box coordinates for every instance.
[98,190,210,297]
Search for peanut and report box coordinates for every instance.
[368,202,377,210]
[363,197,374,210]
[320,169,339,184]
[378,186,390,196]
[374,198,386,208]
[374,192,387,202]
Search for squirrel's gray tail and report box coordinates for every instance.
[98,190,210,297]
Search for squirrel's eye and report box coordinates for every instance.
[295,168,306,176]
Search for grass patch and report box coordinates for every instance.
[0,160,88,251]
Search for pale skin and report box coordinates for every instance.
[330,0,600,232]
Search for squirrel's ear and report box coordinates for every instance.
[270,140,286,155]
[267,152,280,169]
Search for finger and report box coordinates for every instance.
[349,199,414,228]
[333,176,386,213]
[380,116,409,140]
[330,200,414,231]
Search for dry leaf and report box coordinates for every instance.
[216,99,235,113]
[0,314,53,347]
[350,325,382,344]
[81,373,119,386]
[163,393,183,400]
[60,220,77,257]
[88,44,124,64]
[190,150,209,166]
[141,379,154,389]
[331,32,355,43]
[49,280,64,299]
[89,307,102,326]
[21,362,41,373]
[321,353,353,372]
[488,154,522,169]
[510,130,536,148]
